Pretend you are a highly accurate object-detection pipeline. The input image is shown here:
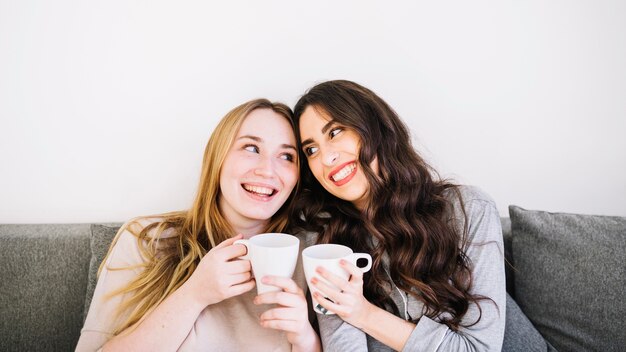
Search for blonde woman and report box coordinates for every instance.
[76,99,321,351]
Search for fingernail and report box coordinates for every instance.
[339,259,346,265]
[311,277,318,284]
[316,267,324,274]
[261,276,269,283]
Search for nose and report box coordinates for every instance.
[322,149,339,166]
[253,155,275,178]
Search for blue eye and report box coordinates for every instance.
[281,153,295,162]
[304,146,319,156]
[244,145,259,153]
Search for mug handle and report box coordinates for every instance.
[348,253,372,273]
[233,239,250,259]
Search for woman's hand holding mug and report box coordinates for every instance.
[302,244,373,328]
[310,259,375,329]
[185,234,255,307]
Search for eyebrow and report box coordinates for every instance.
[238,135,297,151]
[301,119,335,147]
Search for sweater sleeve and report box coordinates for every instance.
[75,225,147,352]
[318,313,368,352]
[402,193,506,352]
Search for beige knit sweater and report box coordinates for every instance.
[76,218,308,352]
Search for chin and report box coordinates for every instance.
[334,190,366,203]
[243,209,281,221]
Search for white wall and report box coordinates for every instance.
[1,0,625,223]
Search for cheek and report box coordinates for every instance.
[218,165,230,187]
[307,159,324,181]
[221,156,238,176]
[348,140,361,156]
[280,164,299,188]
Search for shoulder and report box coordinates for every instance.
[107,215,178,266]
[447,185,496,207]
[444,185,502,245]
[119,215,180,248]
[123,216,177,237]
[444,185,498,218]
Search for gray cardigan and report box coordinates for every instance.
[315,186,506,351]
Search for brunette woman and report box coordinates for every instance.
[293,80,505,351]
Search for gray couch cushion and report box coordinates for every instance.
[0,224,91,352]
[502,293,555,352]
[83,224,121,321]
[509,205,626,352]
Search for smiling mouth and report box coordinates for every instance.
[242,184,277,197]
[330,163,356,182]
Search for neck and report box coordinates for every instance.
[353,197,368,212]
[230,220,268,239]
[218,198,270,239]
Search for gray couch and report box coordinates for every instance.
[1,206,624,352]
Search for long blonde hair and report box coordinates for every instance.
[99,99,297,334]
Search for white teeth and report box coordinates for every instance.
[331,163,356,182]
[243,184,274,195]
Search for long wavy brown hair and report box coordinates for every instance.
[292,80,485,330]
[99,99,298,334]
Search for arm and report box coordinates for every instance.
[103,234,255,351]
[316,313,369,352]
[312,263,415,351]
[423,198,506,351]
[102,281,207,351]
[77,231,254,352]
[312,196,506,351]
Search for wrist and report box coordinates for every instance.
[290,326,320,352]
[179,279,212,310]
[353,300,376,330]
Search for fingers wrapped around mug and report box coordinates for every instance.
[310,262,371,326]
[340,259,364,283]
[254,276,305,308]
[254,276,309,333]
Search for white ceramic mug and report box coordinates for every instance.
[302,244,372,314]
[234,233,300,294]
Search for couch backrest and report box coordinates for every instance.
[0,219,515,351]
[0,224,92,352]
